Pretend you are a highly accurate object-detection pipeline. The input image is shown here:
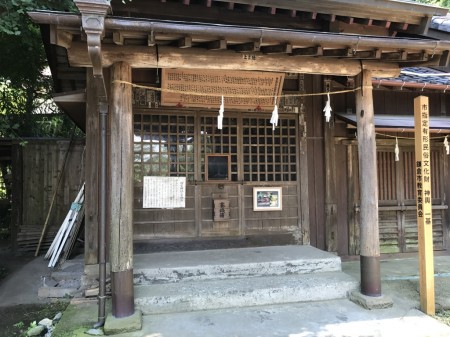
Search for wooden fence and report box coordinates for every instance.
[11,139,85,254]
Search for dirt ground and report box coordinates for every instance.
[0,302,70,337]
[0,239,70,336]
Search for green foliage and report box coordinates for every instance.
[435,310,450,326]
[0,1,77,36]
[0,0,81,139]
[13,322,24,329]
[414,0,450,9]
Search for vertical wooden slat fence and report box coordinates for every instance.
[11,139,85,254]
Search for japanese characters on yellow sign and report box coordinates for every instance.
[413,95,435,316]
[414,97,432,225]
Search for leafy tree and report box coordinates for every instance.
[0,1,81,231]
[0,0,80,139]
[414,0,450,9]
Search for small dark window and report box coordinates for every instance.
[206,154,231,181]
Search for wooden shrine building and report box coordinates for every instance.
[29,0,450,321]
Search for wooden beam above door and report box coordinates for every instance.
[68,42,400,77]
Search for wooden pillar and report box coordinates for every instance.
[347,144,360,256]
[85,68,99,265]
[356,69,381,296]
[324,83,337,252]
[109,61,134,317]
[298,74,310,245]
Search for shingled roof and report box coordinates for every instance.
[373,67,450,91]
[431,14,450,32]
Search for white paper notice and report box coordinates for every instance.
[143,176,186,208]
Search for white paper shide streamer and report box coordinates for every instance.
[444,136,449,155]
[323,93,332,122]
[395,137,399,162]
[218,95,224,130]
[270,96,279,130]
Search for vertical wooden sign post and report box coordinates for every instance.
[414,95,435,315]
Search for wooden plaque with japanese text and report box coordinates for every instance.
[161,69,284,111]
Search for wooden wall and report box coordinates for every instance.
[11,139,85,253]
[130,71,314,245]
[332,88,450,256]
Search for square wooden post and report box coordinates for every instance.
[414,95,435,315]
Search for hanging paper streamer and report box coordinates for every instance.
[323,93,332,122]
[395,137,399,162]
[444,136,449,155]
[218,95,224,130]
[270,96,279,130]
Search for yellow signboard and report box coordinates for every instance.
[414,95,435,315]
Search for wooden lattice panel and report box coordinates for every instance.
[161,69,284,111]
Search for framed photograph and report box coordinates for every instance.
[253,187,282,211]
[206,154,231,181]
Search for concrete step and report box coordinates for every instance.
[134,245,342,285]
[135,271,359,314]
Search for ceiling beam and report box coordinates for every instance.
[67,41,401,77]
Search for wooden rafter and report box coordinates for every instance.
[230,41,260,52]
[177,36,192,48]
[291,46,323,56]
[207,39,227,50]
[260,43,292,54]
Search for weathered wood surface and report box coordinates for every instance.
[324,107,337,252]
[109,61,134,272]
[306,75,326,250]
[12,140,85,253]
[84,69,100,265]
[346,145,360,255]
[356,69,380,258]
[68,42,400,77]
[297,76,310,246]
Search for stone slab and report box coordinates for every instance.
[104,309,142,335]
[135,271,358,314]
[134,245,341,284]
[38,286,80,298]
[349,290,394,309]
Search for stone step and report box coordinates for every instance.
[133,245,341,285]
[135,271,359,314]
